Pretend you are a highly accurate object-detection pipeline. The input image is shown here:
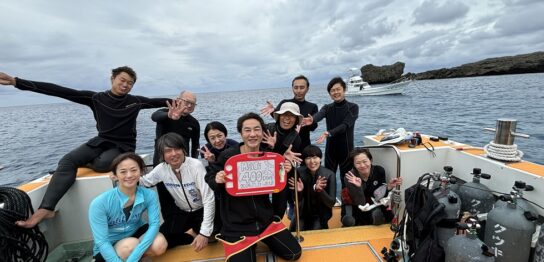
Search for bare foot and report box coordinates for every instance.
[15,208,55,228]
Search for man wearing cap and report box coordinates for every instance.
[264,102,303,155]
[261,75,318,151]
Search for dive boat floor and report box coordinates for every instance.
[155,207,393,262]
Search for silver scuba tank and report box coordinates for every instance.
[446,217,495,262]
[457,168,495,215]
[433,166,462,248]
[485,185,536,262]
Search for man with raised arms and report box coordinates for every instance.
[0,66,170,228]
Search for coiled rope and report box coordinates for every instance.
[483,141,524,162]
[0,187,48,261]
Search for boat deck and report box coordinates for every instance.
[154,207,393,262]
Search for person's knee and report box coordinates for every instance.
[341,215,356,227]
[146,233,168,256]
[89,158,112,172]
[371,209,385,225]
[115,237,139,260]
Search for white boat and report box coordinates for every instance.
[345,68,409,96]
[5,120,544,261]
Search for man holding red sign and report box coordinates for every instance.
[205,112,302,261]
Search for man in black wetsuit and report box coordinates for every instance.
[151,90,200,164]
[0,66,170,228]
[261,75,318,151]
[303,77,359,188]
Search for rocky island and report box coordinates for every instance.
[360,51,544,84]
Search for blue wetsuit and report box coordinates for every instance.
[89,186,160,262]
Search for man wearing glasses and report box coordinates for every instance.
[151,90,200,164]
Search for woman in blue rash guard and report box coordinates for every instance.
[89,152,167,262]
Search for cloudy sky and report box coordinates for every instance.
[1,0,543,106]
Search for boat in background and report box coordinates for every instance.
[345,68,409,96]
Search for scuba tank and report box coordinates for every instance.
[432,166,459,192]
[485,182,537,262]
[494,180,537,217]
[457,168,495,215]
[433,166,462,248]
[446,217,495,262]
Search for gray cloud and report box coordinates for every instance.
[1,0,543,106]
[413,0,469,25]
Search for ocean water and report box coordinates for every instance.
[0,73,543,187]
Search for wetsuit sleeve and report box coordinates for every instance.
[151,108,169,122]
[195,161,215,237]
[312,104,328,123]
[307,103,319,131]
[191,121,200,158]
[318,169,337,208]
[136,96,169,109]
[126,190,160,262]
[345,176,366,205]
[328,103,359,137]
[15,78,95,106]
[205,151,229,191]
[89,197,123,262]
[139,165,164,187]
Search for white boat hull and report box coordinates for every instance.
[345,81,409,96]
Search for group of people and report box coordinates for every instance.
[0,66,401,261]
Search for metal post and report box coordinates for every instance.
[292,161,304,242]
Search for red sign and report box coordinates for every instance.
[224,152,287,196]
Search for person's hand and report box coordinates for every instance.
[283,145,302,164]
[295,124,302,134]
[260,100,275,117]
[288,177,304,192]
[387,177,403,190]
[167,99,184,120]
[0,72,16,86]
[316,131,329,144]
[191,234,209,252]
[345,171,362,187]
[215,171,226,184]
[283,159,293,173]
[199,146,215,163]
[314,176,327,192]
[262,129,276,149]
[301,114,313,126]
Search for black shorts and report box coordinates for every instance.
[93,224,149,262]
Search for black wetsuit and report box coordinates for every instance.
[341,165,393,226]
[312,99,359,188]
[292,166,336,231]
[265,122,302,155]
[151,108,200,162]
[274,99,318,151]
[14,78,168,211]
[205,144,301,261]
